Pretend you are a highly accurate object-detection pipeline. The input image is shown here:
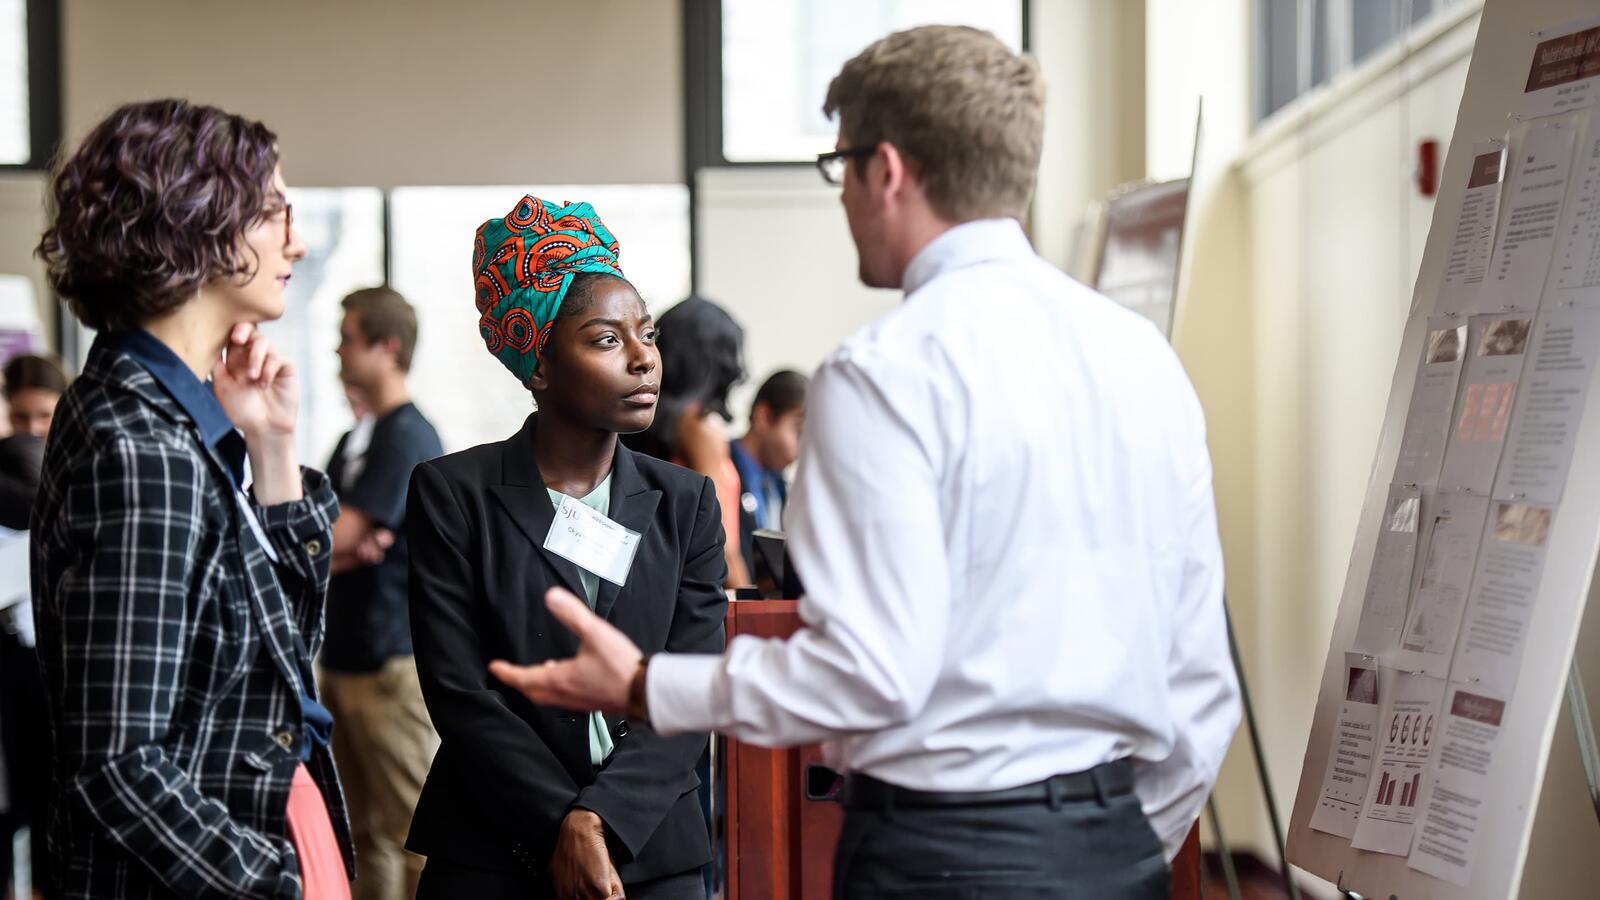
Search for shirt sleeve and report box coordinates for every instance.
[342,412,435,529]
[649,352,952,744]
[1130,387,1241,860]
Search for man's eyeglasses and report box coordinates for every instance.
[815,147,875,186]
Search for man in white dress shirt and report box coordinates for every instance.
[493,25,1240,897]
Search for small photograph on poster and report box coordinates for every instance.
[1476,318,1531,356]
[1426,325,1464,364]
[1491,502,1552,546]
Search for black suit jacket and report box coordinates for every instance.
[405,414,727,884]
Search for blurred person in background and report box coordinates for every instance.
[30,98,351,899]
[729,369,807,578]
[622,297,750,589]
[323,286,442,900]
[0,353,68,899]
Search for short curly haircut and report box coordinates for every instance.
[36,99,283,333]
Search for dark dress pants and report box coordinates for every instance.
[832,788,1170,899]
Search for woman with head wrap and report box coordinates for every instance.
[406,196,725,899]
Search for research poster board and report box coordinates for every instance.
[1092,177,1191,338]
[1287,2,1600,898]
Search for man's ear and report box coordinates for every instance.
[878,142,909,202]
[380,335,404,365]
[749,401,772,431]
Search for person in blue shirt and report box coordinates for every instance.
[728,370,807,577]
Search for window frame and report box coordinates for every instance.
[0,0,62,171]
[683,0,1032,172]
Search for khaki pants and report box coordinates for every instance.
[322,656,439,900]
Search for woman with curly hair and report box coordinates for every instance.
[31,99,351,899]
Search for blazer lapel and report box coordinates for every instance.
[490,416,588,599]
[595,446,660,621]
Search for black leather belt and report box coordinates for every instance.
[840,759,1134,811]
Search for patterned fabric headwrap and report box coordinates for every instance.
[473,194,624,387]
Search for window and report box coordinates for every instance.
[0,0,59,168]
[388,185,690,452]
[708,0,1025,164]
[0,0,26,163]
[1255,0,1461,126]
[259,188,387,465]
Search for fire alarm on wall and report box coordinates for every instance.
[1416,139,1440,197]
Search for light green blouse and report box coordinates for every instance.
[546,473,616,766]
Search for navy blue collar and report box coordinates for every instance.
[104,329,246,485]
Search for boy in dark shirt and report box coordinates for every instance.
[324,287,443,900]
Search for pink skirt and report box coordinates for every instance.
[286,763,352,900]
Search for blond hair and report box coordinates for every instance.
[824,25,1045,222]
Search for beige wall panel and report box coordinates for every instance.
[61,0,683,188]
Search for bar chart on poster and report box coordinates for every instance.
[1287,2,1600,898]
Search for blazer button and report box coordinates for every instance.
[304,539,323,556]
[615,720,629,738]
[275,730,296,750]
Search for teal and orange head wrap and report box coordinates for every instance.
[473,195,624,387]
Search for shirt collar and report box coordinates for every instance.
[729,438,766,482]
[901,218,1034,297]
[103,328,243,480]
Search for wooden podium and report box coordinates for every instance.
[719,599,1202,899]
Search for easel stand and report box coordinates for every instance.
[1207,601,1303,900]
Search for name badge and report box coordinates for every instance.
[543,495,640,587]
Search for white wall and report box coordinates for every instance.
[60,0,683,188]
[694,167,898,425]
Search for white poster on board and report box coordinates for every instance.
[1395,318,1469,487]
[1518,15,1600,121]
[1351,670,1448,855]
[1478,123,1576,312]
[1438,315,1534,495]
[1309,653,1383,838]
[1492,307,1600,504]
[1408,687,1509,887]
[1396,492,1493,677]
[1449,500,1555,697]
[1437,143,1507,315]
[1354,486,1423,659]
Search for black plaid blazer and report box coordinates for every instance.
[29,338,353,899]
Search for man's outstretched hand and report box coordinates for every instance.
[490,587,643,716]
